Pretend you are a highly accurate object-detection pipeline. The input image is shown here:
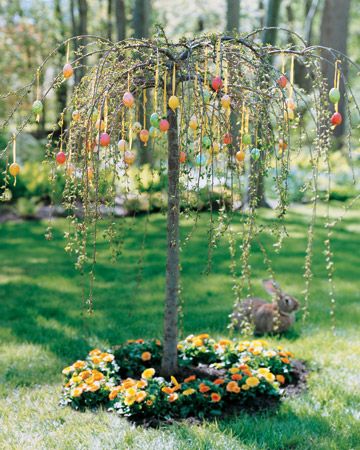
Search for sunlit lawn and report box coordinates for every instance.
[0,203,360,449]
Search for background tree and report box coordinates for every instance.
[226,0,240,33]
[115,0,126,41]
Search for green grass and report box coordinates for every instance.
[0,203,360,449]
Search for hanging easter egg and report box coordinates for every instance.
[159,119,170,132]
[284,109,295,121]
[87,167,94,181]
[139,129,149,144]
[223,133,233,145]
[251,147,261,161]
[9,162,20,176]
[211,76,223,92]
[149,126,159,138]
[279,139,287,150]
[117,139,127,152]
[66,164,75,177]
[242,133,252,146]
[95,119,105,131]
[56,151,66,165]
[277,75,287,89]
[202,135,211,148]
[123,92,134,108]
[286,98,296,110]
[99,132,110,147]
[124,151,136,165]
[203,89,211,104]
[235,150,245,162]
[196,153,206,166]
[179,151,186,163]
[133,121,142,133]
[63,63,74,79]
[72,110,80,122]
[331,112,342,126]
[221,94,231,109]
[150,112,160,128]
[329,88,340,104]
[189,115,198,130]
[32,100,43,116]
[168,95,180,111]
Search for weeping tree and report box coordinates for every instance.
[1,30,359,376]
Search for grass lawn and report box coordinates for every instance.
[0,203,360,449]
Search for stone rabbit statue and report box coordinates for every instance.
[232,279,299,334]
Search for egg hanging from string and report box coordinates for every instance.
[149,126,159,138]
[32,100,43,116]
[251,147,261,161]
[123,92,134,108]
[150,112,160,128]
[235,150,245,162]
[211,142,220,154]
[117,139,127,152]
[202,89,211,104]
[242,133,252,146]
[278,139,288,150]
[95,119,105,131]
[124,151,136,165]
[179,151,186,163]
[277,75,287,89]
[189,115,198,130]
[329,88,340,104]
[56,151,66,165]
[9,162,20,176]
[286,98,296,111]
[139,129,149,145]
[196,153,206,166]
[87,167,94,181]
[202,135,211,149]
[63,63,74,79]
[133,121,142,133]
[159,119,170,132]
[168,95,180,111]
[72,110,80,122]
[331,112,342,126]
[223,133,232,145]
[97,132,110,147]
[211,76,223,92]
[221,94,231,109]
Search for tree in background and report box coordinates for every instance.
[226,0,240,32]
[115,0,127,41]
[320,0,351,139]
[70,0,88,84]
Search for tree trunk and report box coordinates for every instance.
[246,0,282,208]
[71,0,88,84]
[226,0,240,33]
[107,0,113,41]
[54,0,68,119]
[115,0,126,41]
[320,0,351,139]
[161,105,180,378]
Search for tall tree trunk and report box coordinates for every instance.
[107,0,113,41]
[246,0,282,208]
[161,104,180,378]
[71,0,88,84]
[133,0,152,164]
[226,0,240,33]
[54,0,68,119]
[115,0,126,41]
[320,0,351,139]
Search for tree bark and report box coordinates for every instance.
[54,0,68,119]
[262,0,281,45]
[115,0,126,41]
[320,0,351,139]
[226,0,240,33]
[70,0,88,84]
[161,105,180,377]
[107,0,113,41]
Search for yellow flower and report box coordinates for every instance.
[126,387,137,397]
[102,353,115,362]
[237,344,246,352]
[258,368,270,375]
[122,378,136,389]
[87,381,101,392]
[265,372,275,383]
[62,366,74,375]
[72,387,83,397]
[264,350,276,357]
[193,338,203,347]
[229,367,240,374]
[136,391,147,403]
[246,377,260,388]
[177,344,184,350]
[137,380,148,389]
[85,375,95,385]
[142,368,155,379]
[92,370,104,381]
[91,356,102,364]
[197,333,209,339]
[124,395,136,406]
[251,348,261,356]
[89,349,101,356]
[219,339,231,346]
[141,351,152,361]
[183,388,196,396]
[171,376,179,386]
[242,384,250,391]
[72,376,82,384]
[79,370,91,380]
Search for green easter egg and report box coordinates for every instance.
[329,88,340,104]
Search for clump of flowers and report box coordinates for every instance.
[61,335,298,419]
[60,349,119,409]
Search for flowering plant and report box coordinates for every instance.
[60,349,119,409]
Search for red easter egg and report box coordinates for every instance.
[179,151,186,163]
[159,119,170,132]
[99,132,110,147]
[123,92,134,108]
[277,75,287,89]
[63,63,74,79]
[56,151,66,165]
[211,76,223,92]
[223,133,233,145]
[331,112,342,126]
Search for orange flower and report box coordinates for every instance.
[219,339,231,346]
[141,351,152,361]
[79,370,91,380]
[109,388,120,400]
[136,391,147,403]
[156,339,161,346]
[87,382,101,392]
[123,378,136,389]
[91,356,102,365]
[226,381,240,393]
[211,393,221,403]
[102,353,114,362]
[231,374,243,381]
[193,338,203,347]
[73,360,86,369]
[137,380,148,389]
[89,349,101,356]
[168,393,178,402]
[184,375,196,383]
[92,370,104,381]
[136,339,144,344]
[72,387,83,397]
[162,386,174,394]
[213,378,225,385]
[276,374,285,384]
[281,358,290,364]
[246,377,260,388]
[199,383,211,393]
[146,399,153,406]
[197,333,209,339]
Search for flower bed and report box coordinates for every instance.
[61,335,304,421]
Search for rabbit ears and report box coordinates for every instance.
[263,279,282,296]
